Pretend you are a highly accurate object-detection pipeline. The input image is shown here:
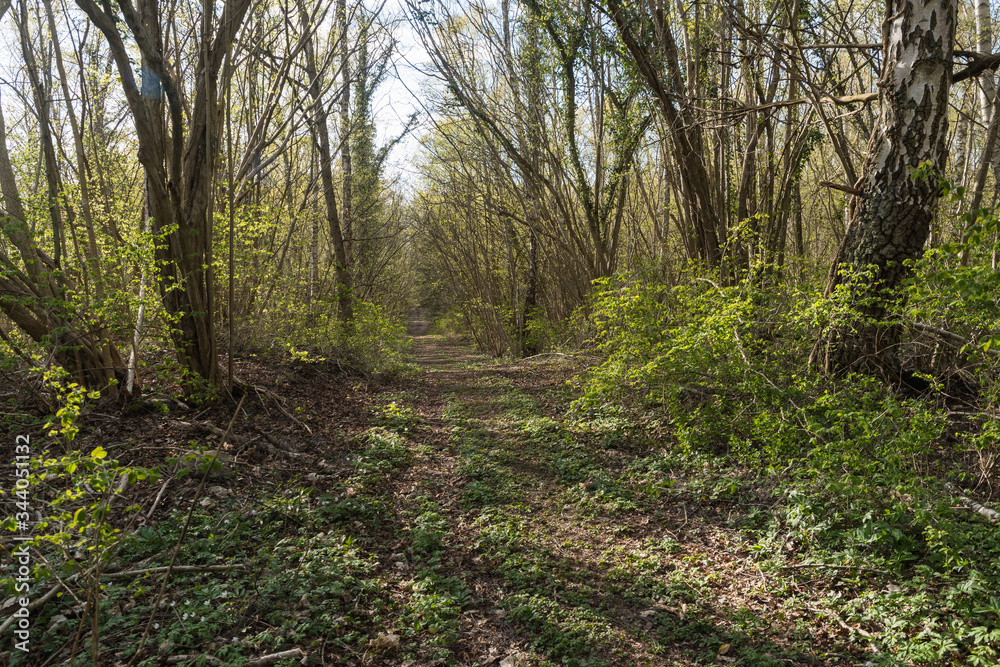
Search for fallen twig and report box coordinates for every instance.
[782,563,890,576]
[253,385,313,435]
[520,351,601,362]
[146,477,171,520]
[174,419,248,445]
[805,605,875,638]
[103,564,244,579]
[0,577,75,634]
[257,431,310,460]
[165,655,222,665]
[911,322,1000,357]
[246,648,307,665]
[0,565,245,631]
[945,483,999,522]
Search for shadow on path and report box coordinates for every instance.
[370,316,847,666]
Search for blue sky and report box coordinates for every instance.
[373,0,429,191]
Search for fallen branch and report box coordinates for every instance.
[174,420,249,444]
[146,477,171,520]
[1,565,245,632]
[782,563,890,576]
[521,351,601,362]
[911,322,1000,357]
[253,385,313,435]
[0,577,76,634]
[166,655,222,665]
[805,606,875,638]
[945,483,999,522]
[103,564,244,580]
[521,352,572,361]
[246,648,307,665]
[257,430,310,460]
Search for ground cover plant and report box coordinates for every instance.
[2,282,999,666]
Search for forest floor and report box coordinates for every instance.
[2,320,969,666]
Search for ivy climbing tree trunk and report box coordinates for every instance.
[338,0,353,269]
[812,0,956,381]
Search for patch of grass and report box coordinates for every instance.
[399,572,471,652]
[504,592,620,666]
[373,399,421,434]
[348,426,412,488]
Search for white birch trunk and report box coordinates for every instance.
[817,0,957,376]
[977,0,995,124]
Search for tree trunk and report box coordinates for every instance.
[42,0,104,293]
[310,146,319,305]
[605,0,722,268]
[505,0,543,356]
[338,0,353,268]
[977,0,996,125]
[76,0,252,396]
[300,0,354,325]
[813,0,956,380]
[975,0,1000,186]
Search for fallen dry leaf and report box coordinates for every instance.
[369,632,400,650]
[500,653,524,667]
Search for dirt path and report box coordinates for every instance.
[351,327,863,666]
[63,324,874,667]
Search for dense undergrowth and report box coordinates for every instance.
[568,255,1000,664]
[0,301,416,665]
[273,301,415,375]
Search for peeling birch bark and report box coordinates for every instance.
[815,0,957,380]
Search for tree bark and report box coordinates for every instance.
[338,0,353,268]
[813,0,956,380]
[976,0,995,123]
[76,0,252,395]
[299,0,354,324]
